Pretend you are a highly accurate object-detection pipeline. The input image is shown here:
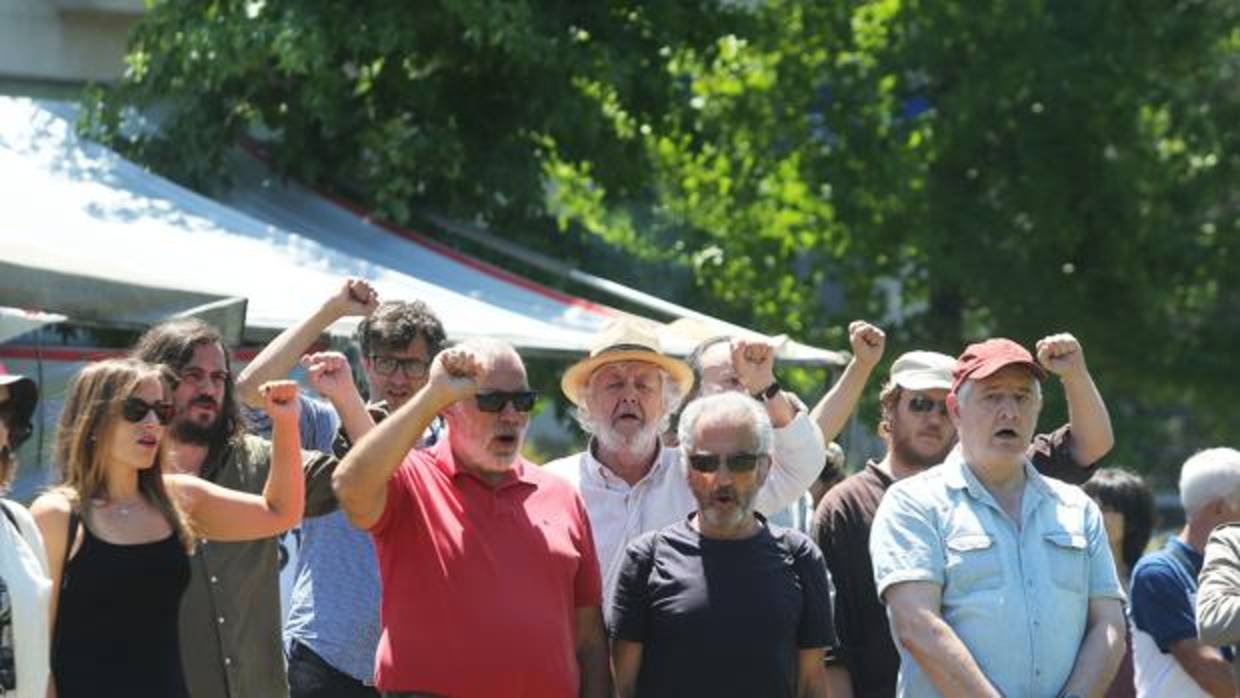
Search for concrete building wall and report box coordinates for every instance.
[0,0,144,86]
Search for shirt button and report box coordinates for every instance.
[223,657,232,666]
[218,616,225,624]
[210,576,219,584]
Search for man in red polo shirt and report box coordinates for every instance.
[333,340,609,698]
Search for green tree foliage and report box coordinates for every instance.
[87,0,1240,471]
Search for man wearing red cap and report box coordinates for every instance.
[813,334,1115,698]
[869,338,1126,698]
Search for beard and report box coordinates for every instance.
[890,427,954,471]
[171,414,222,446]
[595,420,661,459]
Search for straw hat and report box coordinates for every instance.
[561,319,694,407]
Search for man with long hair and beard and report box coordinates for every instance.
[812,333,1115,698]
[131,318,337,698]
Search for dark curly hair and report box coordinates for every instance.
[356,300,446,358]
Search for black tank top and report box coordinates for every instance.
[52,519,190,698]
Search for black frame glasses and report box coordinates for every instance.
[474,391,538,413]
[907,395,949,416]
[121,397,175,425]
[686,452,766,474]
[369,355,430,379]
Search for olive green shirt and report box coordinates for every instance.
[178,434,337,698]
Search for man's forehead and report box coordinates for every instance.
[973,365,1038,391]
[186,342,227,368]
[372,335,429,359]
[589,360,662,382]
[692,411,760,449]
[478,360,528,391]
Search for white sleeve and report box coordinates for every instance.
[755,411,826,515]
[9,501,50,576]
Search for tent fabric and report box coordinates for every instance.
[0,97,845,365]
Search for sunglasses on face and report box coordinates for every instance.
[369,355,429,379]
[686,452,765,474]
[0,402,32,448]
[474,390,538,413]
[907,395,949,416]
[121,397,175,425]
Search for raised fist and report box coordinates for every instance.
[730,338,778,394]
[259,380,301,423]
[328,278,380,318]
[1036,333,1087,380]
[301,351,357,400]
[848,321,885,369]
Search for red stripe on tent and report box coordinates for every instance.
[238,142,616,319]
[323,193,617,318]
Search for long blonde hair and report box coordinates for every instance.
[52,358,195,552]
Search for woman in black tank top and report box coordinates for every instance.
[29,358,308,697]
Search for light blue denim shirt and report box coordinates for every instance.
[870,451,1124,698]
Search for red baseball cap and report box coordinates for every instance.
[951,338,1046,395]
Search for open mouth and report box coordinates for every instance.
[492,433,519,449]
[994,428,1019,439]
[712,490,738,506]
[137,435,158,447]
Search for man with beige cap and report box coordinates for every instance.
[814,333,1115,698]
[545,318,837,613]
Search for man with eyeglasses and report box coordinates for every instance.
[813,333,1115,698]
[131,318,337,698]
[333,340,609,698]
[235,278,447,698]
[610,391,835,698]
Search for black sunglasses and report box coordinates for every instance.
[121,397,175,425]
[0,402,32,448]
[687,452,765,474]
[907,395,949,416]
[475,391,538,414]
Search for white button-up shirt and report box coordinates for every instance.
[544,411,826,615]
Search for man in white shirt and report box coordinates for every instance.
[545,318,879,611]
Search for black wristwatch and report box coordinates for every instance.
[752,380,781,401]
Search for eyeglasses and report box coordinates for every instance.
[907,395,949,416]
[474,391,538,413]
[369,355,429,379]
[686,452,766,474]
[121,397,175,425]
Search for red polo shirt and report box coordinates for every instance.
[370,439,602,696]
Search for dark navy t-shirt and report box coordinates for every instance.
[610,515,836,698]
[1131,536,1203,653]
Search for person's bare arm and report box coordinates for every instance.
[1167,638,1236,698]
[1056,597,1126,698]
[168,381,305,539]
[235,278,378,408]
[574,607,610,698]
[611,639,643,698]
[822,666,854,698]
[796,648,830,698]
[302,351,375,443]
[810,321,884,444]
[332,348,479,530]
[885,581,1001,698]
[1036,333,1113,466]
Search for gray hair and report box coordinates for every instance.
[677,392,773,456]
[453,338,523,374]
[1180,448,1240,515]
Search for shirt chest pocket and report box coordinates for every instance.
[1043,531,1089,592]
[944,534,1003,593]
